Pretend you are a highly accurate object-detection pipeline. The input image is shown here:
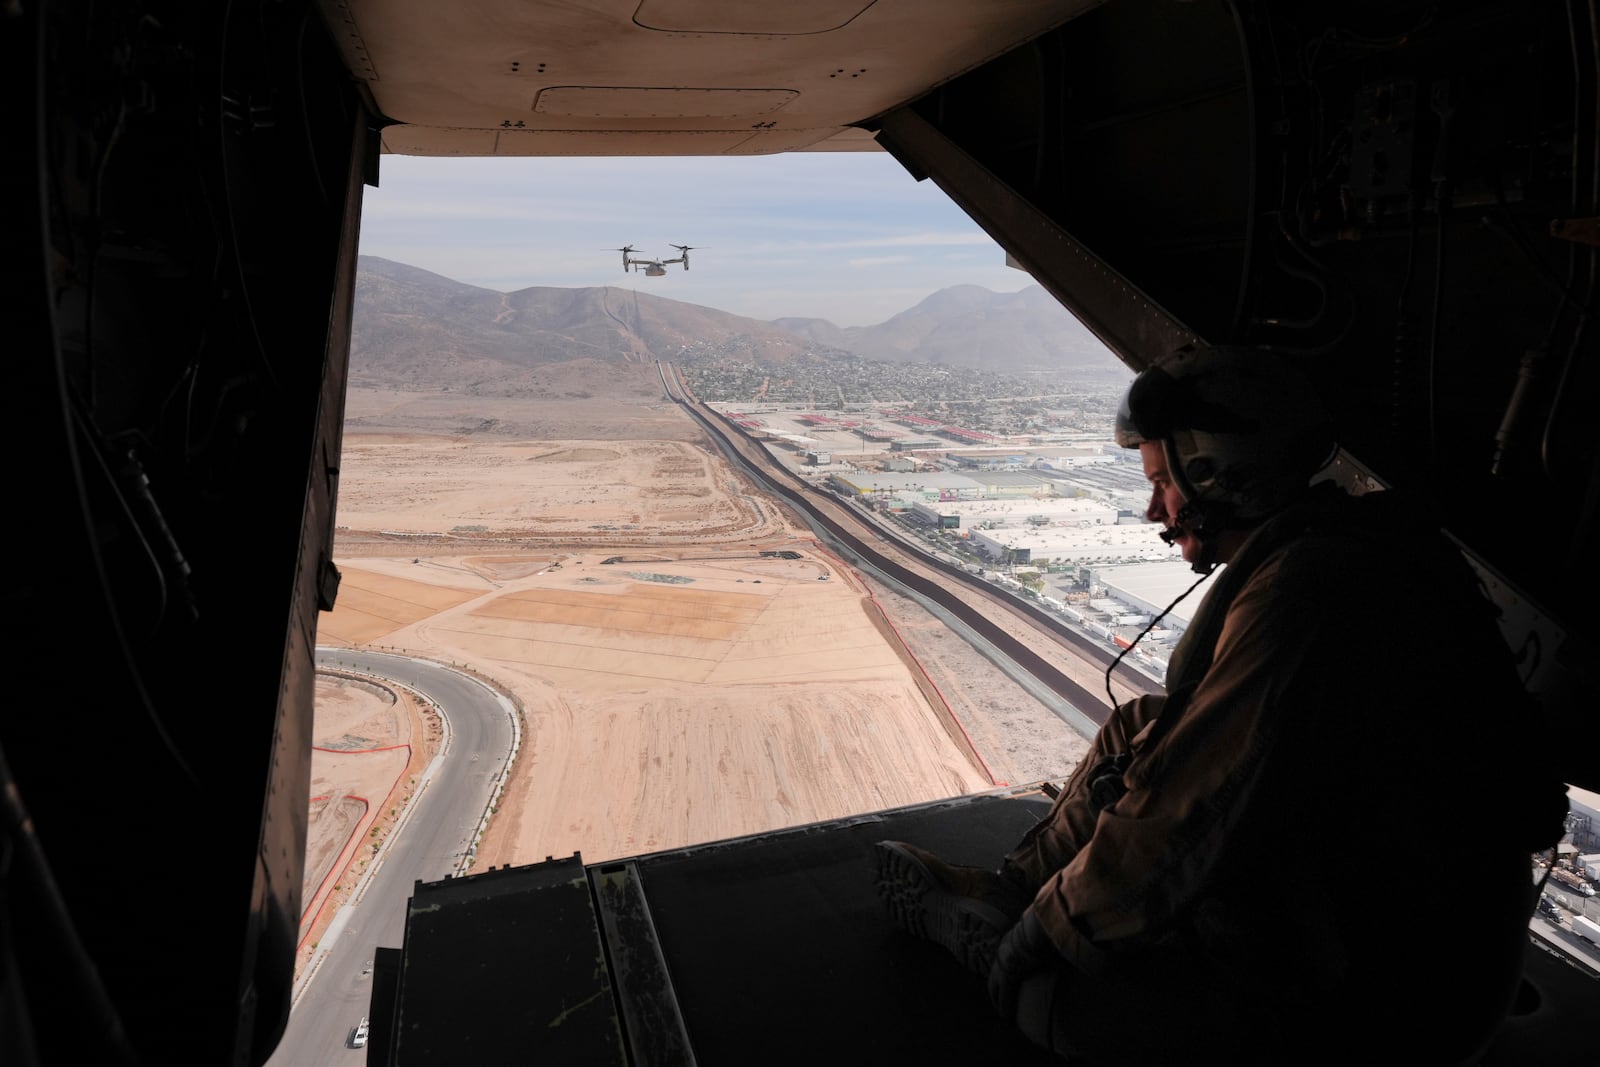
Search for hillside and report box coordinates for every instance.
[770,284,1117,372]
[351,257,827,397]
[350,256,1121,399]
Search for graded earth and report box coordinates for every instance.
[295,388,1092,965]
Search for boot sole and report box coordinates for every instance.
[874,840,1011,975]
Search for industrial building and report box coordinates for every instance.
[1085,561,1219,630]
[826,471,973,500]
[826,471,1056,501]
[968,523,1180,566]
[956,471,1058,497]
[949,451,1032,470]
[908,496,1121,531]
[1566,786,1599,855]
[1032,448,1119,469]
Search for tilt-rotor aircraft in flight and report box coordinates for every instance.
[7,1,1596,1064]
[612,244,697,276]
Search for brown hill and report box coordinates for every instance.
[771,284,1118,373]
[350,257,1121,403]
[351,256,821,398]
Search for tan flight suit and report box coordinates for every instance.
[995,482,1567,1062]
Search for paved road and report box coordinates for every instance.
[264,650,519,1065]
[663,366,1156,722]
[662,363,1139,729]
[1533,912,1600,975]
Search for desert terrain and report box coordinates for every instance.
[296,388,1092,965]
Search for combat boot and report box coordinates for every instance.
[874,840,1032,975]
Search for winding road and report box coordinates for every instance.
[265,650,518,1065]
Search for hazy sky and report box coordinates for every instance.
[356,151,1038,328]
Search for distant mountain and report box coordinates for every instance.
[774,284,1116,372]
[351,256,823,397]
[350,256,1120,396]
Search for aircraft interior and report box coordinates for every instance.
[6,0,1596,1063]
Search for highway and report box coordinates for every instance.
[265,650,519,1065]
[656,360,1159,728]
[1533,911,1600,976]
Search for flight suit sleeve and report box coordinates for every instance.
[1026,543,1339,973]
[1002,693,1167,887]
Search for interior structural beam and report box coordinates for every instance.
[872,106,1197,374]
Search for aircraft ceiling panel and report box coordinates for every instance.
[379,124,879,157]
[632,0,876,35]
[781,126,883,151]
[379,126,503,155]
[326,0,1096,155]
[532,86,799,119]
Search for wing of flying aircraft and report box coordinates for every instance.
[5,1,1594,1064]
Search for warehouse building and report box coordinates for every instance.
[949,451,1032,471]
[826,471,976,500]
[1085,561,1218,629]
[968,522,1180,565]
[908,496,1120,531]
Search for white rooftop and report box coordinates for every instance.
[834,471,981,492]
[1091,561,1223,627]
[972,522,1183,563]
[933,497,1119,523]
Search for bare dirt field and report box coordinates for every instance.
[302,388,1092,944]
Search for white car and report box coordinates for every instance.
[350,1018,370,1049]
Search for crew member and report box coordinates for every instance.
[876,343,1568,1064]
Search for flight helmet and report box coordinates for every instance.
[1115,343,1338,526]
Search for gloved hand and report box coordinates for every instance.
[986,908,1058,1021]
